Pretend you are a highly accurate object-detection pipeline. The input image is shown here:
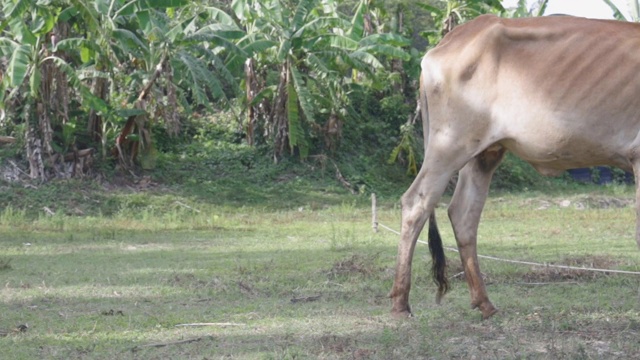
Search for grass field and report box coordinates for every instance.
[1,185,640,359]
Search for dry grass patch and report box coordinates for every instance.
[327,253,382,278]
[521,255,623,283]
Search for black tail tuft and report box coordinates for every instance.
[428,212,449,304]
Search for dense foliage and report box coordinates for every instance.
[1,0,627,194]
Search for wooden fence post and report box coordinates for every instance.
[371,193,378,233]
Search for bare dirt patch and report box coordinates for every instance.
[327,254,380,278]
[168,273,228,292]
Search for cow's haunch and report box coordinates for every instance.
[390,14,640,319]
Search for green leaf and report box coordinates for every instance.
[4,0,32,20]
[112,29,149,57]
[359,44,410,61]
[291,17,349,38]
[80,46,93,63]
[286,81,308,158]
[9,15,37,46]
[137,8,171,41]
[305,53,331,75]
[348,50,383,70]
[203,6,237,26]
[136,10,153,35]
[186,31,247,61]
[54,38,102,63]
[248,85,276,107]
[277,40,291,62]
[76,69,110,80]
[326,34,358,50]
[176,50,225,106]
[534,0,549,17]
[117,108,147,118]
[348,0,365,40]
[126,133,140,141]
[68,0,105,41]
[241,39,277,56]
[0,0,31,34]
[199,47,240,97]
[415,3,444,17]
[31,7,56,36]
[289,66,315,124]
[43,56,109,113]
[141,0,189,9]
[231,0,247,21]
[54,38,93,52]
[58,5,79,22]
[114,1,136,17]
[93,0,110,15]
[359,33,410,47]
[166,18,187,42]
[196,24,245,40]
[7,44,31,87]
[602,0,628,20]
[0,38,18,58]
[292,0,315,31]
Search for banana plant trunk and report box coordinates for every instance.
[245,58,258,146]
[271,61,290,162]
[113,54,167,167]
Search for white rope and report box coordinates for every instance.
[378,222,640,276]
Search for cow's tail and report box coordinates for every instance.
[420,68,449,304]
[428,213,449,304]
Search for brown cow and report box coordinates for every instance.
[389,14,640,319]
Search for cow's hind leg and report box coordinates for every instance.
[448,147,506,319]
[389,163,456,317]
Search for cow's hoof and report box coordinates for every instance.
[391,309,413,319]
[471,300,498,320]
[480,305,498,320]
[390,303,412,319]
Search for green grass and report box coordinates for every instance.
[1,183,640,359]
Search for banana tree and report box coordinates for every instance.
[418,0,505,43]
[0,0,107,180]
[233,0,410,161]
[60,0,244,168]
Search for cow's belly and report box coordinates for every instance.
[485,94,640,175]
[499,127,635,175]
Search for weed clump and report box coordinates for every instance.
[0,258,11,271]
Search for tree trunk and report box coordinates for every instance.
[245,57,258,146]
[165,62,180,137]
[113,53,167,167]
[26,120,46,181]
[271,62,289,162]
[87,76,107,143]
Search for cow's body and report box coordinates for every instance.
[390,15,640,319]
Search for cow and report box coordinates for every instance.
[389,14,640,319]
